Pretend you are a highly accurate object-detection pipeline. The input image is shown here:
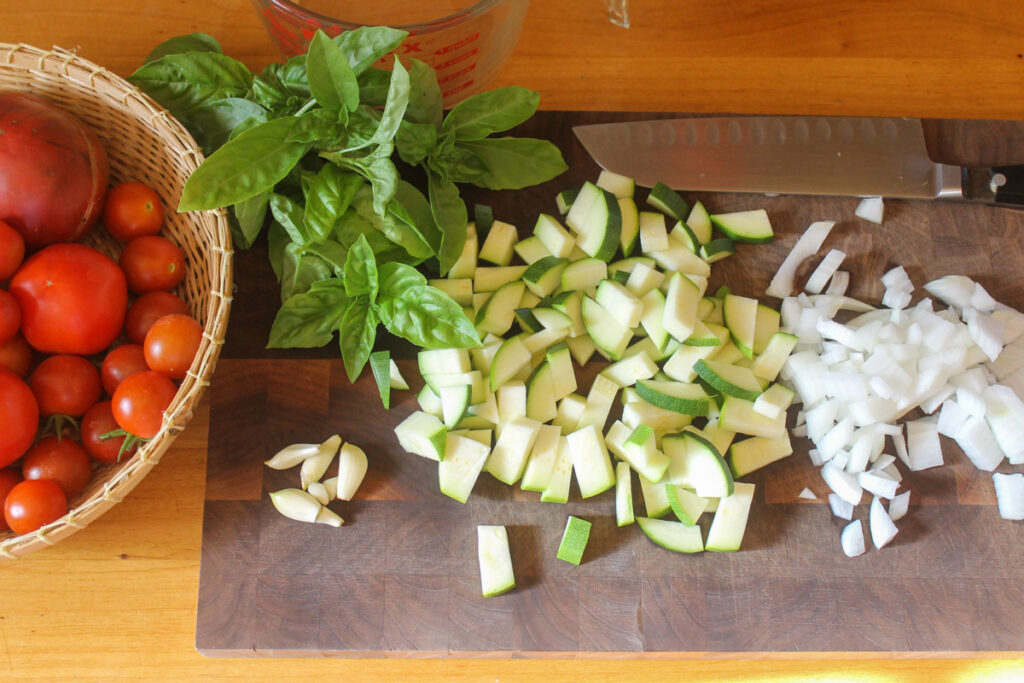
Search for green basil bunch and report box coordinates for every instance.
[130,29,567,382]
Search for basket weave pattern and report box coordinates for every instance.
[0,43,232,559]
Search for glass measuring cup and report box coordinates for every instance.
[250,0,531,106]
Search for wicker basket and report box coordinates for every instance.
[0,43,232,559]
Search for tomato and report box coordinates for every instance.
[144,314,202,381]
[0,93,109,250]
[81,401,136,464]
[100,343,148,396]
[111,370,177,439]
[29,354,102,418]
[0,289,20,344]
[0,332,33,378]
[0,219,25,282]
[119,235,185,294]
[9,243,127,355]
[123,291,190,345]
[0,369,38,468]
[22,436,93,501]
[102,181,164,242]
[0,467,23,532]
[4,479,67,535]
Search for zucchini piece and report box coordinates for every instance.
[565,182,622,262]
[520,423,563,492]
[722,293,759,358]
[440,433,491,503]
[699,237,735,264]
[513,235,552,265]
[710,209,774,244]
[705,482,755,552]
[476,280,526,337]
[474,265,528,293]
[484,415,543,485]
[646,181,690,220]
[693,358,764,401]
[634,379,711,417]
[540,437,573,503]
[663,272,701,342]
[477,525,515,596]
[639,211,670,253]
[478,219,519,266]
[581,294,633,361]
[555,188,579,215]
[597,169,636,198]
[556,515,593,565]
[394,411,448,462]
[619,197,640,256]
[729,432,793,478]
[565,424,616,498]
[686,200,713,245]
[522,255,568,298]
[449,221,478,279]
[615,461,636,527]
[560,257,608,293]
[534,213,575,258]
[595,279,644,329]
[636,516,704,553]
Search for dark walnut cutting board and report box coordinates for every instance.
[196,112,1024,657]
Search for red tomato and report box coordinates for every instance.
[22,436,93,501]
[119,235,185,294]
[29,354,102,418]
[124,291,190,345]
[4,479,67,535]
[0,93,109,250]
[144,314,202,381]
[81,400,136,464]
[100,343,148,396]
[0,289,20,344]
[102,181,164,242]
[0,467,23,532]
[0,332,33,378]
[0,369,38,468]
[0,219,25,282]
[9,243,127,355]
[111,370,177,439]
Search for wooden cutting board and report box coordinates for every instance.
[196,112,1024,657]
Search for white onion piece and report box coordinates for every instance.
[841,519,867,557]
[993,473,1024,520]
[888,491,911,521]
[905,418,944,471]
[869,496,899,549]
[924,275,977,311]
[963,307,1005,362]
[855,196,884,224]
[822,462,862,505]
[805,248,847,294]
[826,270,850,296]
[828,493,854,520]
[970,282,998,312]
[766,220,836,299]
[991,308,1024,344]
[983,385,1024,464]
[798,487,817,500]
[936,399,970,437]
[954,415,1005,471]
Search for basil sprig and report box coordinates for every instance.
[131,29,567,381]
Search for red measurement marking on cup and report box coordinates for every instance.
[434,33,479,55]
[437,63,476,85]
[442,79,476,99]
[435,48,477,70]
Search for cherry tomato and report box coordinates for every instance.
[111,370,177,439]
[9,243,127,355]
[22,436,93,501]
[81,401,136,464]
[102,181,164,242]
[0,289,20,344]
[0,332,33,378]
[144,314,202,381]
[124,291,190,345]
[100,343,148,396]
[4,479,66,535]
[29,354,102,418]
[119,235,185,294]
[0,219,26,282]
[0,369,38,469]
[0,467,23,532]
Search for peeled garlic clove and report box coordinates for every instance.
[335,442,368,501]
[264,443,322,470]
[321,476,338,501]
[306,481,331,506]
[269,488,322,523]
[300,434,342,489]
[315,506,344,527]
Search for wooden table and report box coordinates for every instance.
[2,0,1024,678]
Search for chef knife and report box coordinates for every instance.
[572,116,1024,208]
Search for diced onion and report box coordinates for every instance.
[993,473,1024,520]
[841,519,866,557]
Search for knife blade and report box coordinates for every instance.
[572,116,1024,207]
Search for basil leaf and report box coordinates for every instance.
[367,57,410,146]
[404,58,443,126]
[335,26,408,75]
[230,189,270,249]
[351,187,433,259]
[428,171,468,276]
[188,97,268,154]
[286,107,345,144]
[339,296,378,382]
[378,284,480,349]
[334,212,418,265]
[178,116,311,211]
[130,52,252,126]
[433,144,489,184]
[269,192,308,244]
[307,30,360,113]
[267,221,289,281]
[343,234,379,299]
[252,56,311,113]
[440,86,539,141]
[368,350,392,409]
[455,137,568,190]
[324,149,399,215]
[303,165,363,241]
[357,67,391,106]
[278,243,334,302]
[395,120,437,166]
[378,261,428,295]
[143,33,222,64]
[267,278,350,349]
[306,239,350,277]
[389,180,442,256]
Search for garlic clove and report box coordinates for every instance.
[335,442,368,501]
[269,488,322,523]
[300,435,342,489]
[321,476,338,500]
[315,506,344,527]
[306,481,331,506]
[264,443,322,470]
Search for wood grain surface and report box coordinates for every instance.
[197,111,1024,657]
[3,1,1024,679]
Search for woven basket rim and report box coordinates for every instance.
[0,43,233,559]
